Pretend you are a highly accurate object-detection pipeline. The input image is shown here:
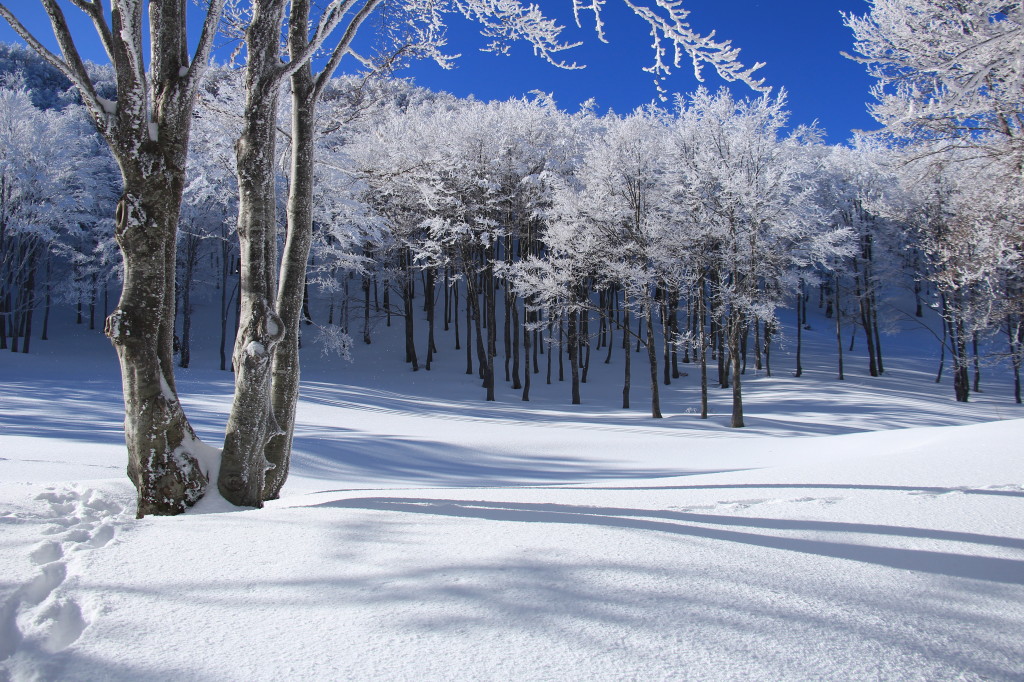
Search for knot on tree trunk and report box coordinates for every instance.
[113,193,149,248]
[240,299,285,369]
[104,308,130,344]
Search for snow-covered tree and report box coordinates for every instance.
[0,1,226,516]
[845,0,1023,163]
[669,88,816,426]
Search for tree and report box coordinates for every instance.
[4,0,765,514]
[844,0,1023,163]
[0,1,226,516]
[669,88,818,427]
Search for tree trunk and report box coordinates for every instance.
[795,282,803,378]
[219,12,288,508]
[699,283,708,419]
[107,182,207,517]
[362,272,372,344]
[521,299,531,401]
[568,308,581,404]
[646,303,662,419]
[425,267,437,370]
[834,273,844,381]
[622,296,631,409]
[511,288,522,390]
[729,310,744,428]
[264,61,316,500]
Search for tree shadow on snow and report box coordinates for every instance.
[317,497,1024,585]
[289,430,713,487]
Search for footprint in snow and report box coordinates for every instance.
[0,485,124,673]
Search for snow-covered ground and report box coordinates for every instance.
[1,305,1022,681]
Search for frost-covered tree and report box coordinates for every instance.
[4,0,766,513]
[893,149,1021,402]
[0,0,226,516]
[845,0,1023,164]
[552,109,671,416]
[668,88,820,427]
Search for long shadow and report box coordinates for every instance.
[0,380,126,445]
[301,375,1018,440]
[320,497,1024,585]
[289,430,700,486]
[555,482,1024,499]
[0,374,233,450]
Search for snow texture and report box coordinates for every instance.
[0,307,1022,681]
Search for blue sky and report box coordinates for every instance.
[0,1,878,144]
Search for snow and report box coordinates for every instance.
[1,307,1022,681]
[95,97,116,115]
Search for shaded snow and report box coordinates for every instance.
[0,306,1021,680]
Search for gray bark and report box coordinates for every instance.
[0,0,224,516]
[219,1,288,507]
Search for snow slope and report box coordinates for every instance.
[1,307,1022,681]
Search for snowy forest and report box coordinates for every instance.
[0,0,1022,516]
[1,2,1023,680]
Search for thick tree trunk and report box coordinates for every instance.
[107,183,207,517]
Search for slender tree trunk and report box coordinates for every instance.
[453,275,461,350]
[971,330,981,393]
[646,303,662,419]
[465,281,473,375]
[662,294,671,386]
[568,308,581,404]
[936,306,947,383]
[20,245,36,354]
[581,302,591,384]
[511,289,522,390]
[546,310,553,385]
[622,296,631,409]
[403,258,419,371]
[219,12,288,507]
[425,267,436,370]
[729,310,744,428]
[605,286,616,365]
[469,273,492,400]
[834,273,844,381]
[362,273,371,344]
[871,290,883,375]
[670,291,680,378]
[521,299,531,401]
[1007,314,1021,404]
[699,283,708,419]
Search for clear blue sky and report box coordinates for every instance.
[0,1,878,144]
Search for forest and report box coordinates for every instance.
[0,0,1021,518]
